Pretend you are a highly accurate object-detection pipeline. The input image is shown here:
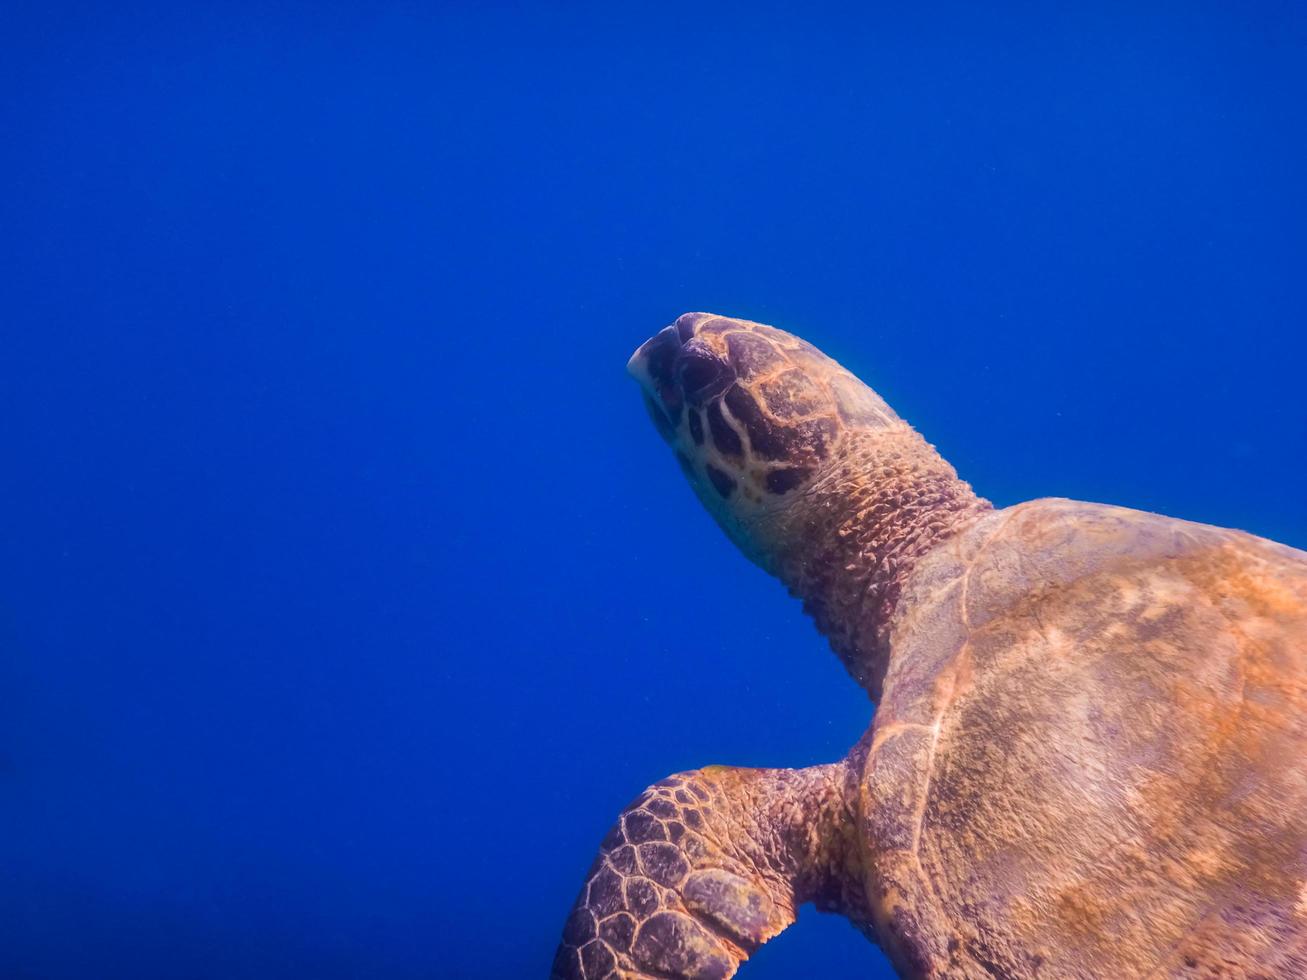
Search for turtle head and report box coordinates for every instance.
[628,312,990,698]
[627,312,903,569]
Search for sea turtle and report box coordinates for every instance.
[552,313,1307,979]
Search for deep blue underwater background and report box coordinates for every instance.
[3,3,1306,978]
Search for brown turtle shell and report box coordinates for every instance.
[864,498,1307,978]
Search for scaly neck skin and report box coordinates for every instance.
[752,425,992,701]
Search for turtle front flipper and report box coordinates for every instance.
[551,761,866,979]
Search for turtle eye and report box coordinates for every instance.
[676,343,734,405]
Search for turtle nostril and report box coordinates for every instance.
[679,354,719,393]
[676,343,735,404]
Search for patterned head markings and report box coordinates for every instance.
[628,313,901,516]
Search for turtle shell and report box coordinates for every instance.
[862,498,1307,977]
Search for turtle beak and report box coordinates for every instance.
[627,324,683,388]
[628,324,688,443]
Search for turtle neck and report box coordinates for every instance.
[753,424,993,701]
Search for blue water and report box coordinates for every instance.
[3,5,1305,978]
